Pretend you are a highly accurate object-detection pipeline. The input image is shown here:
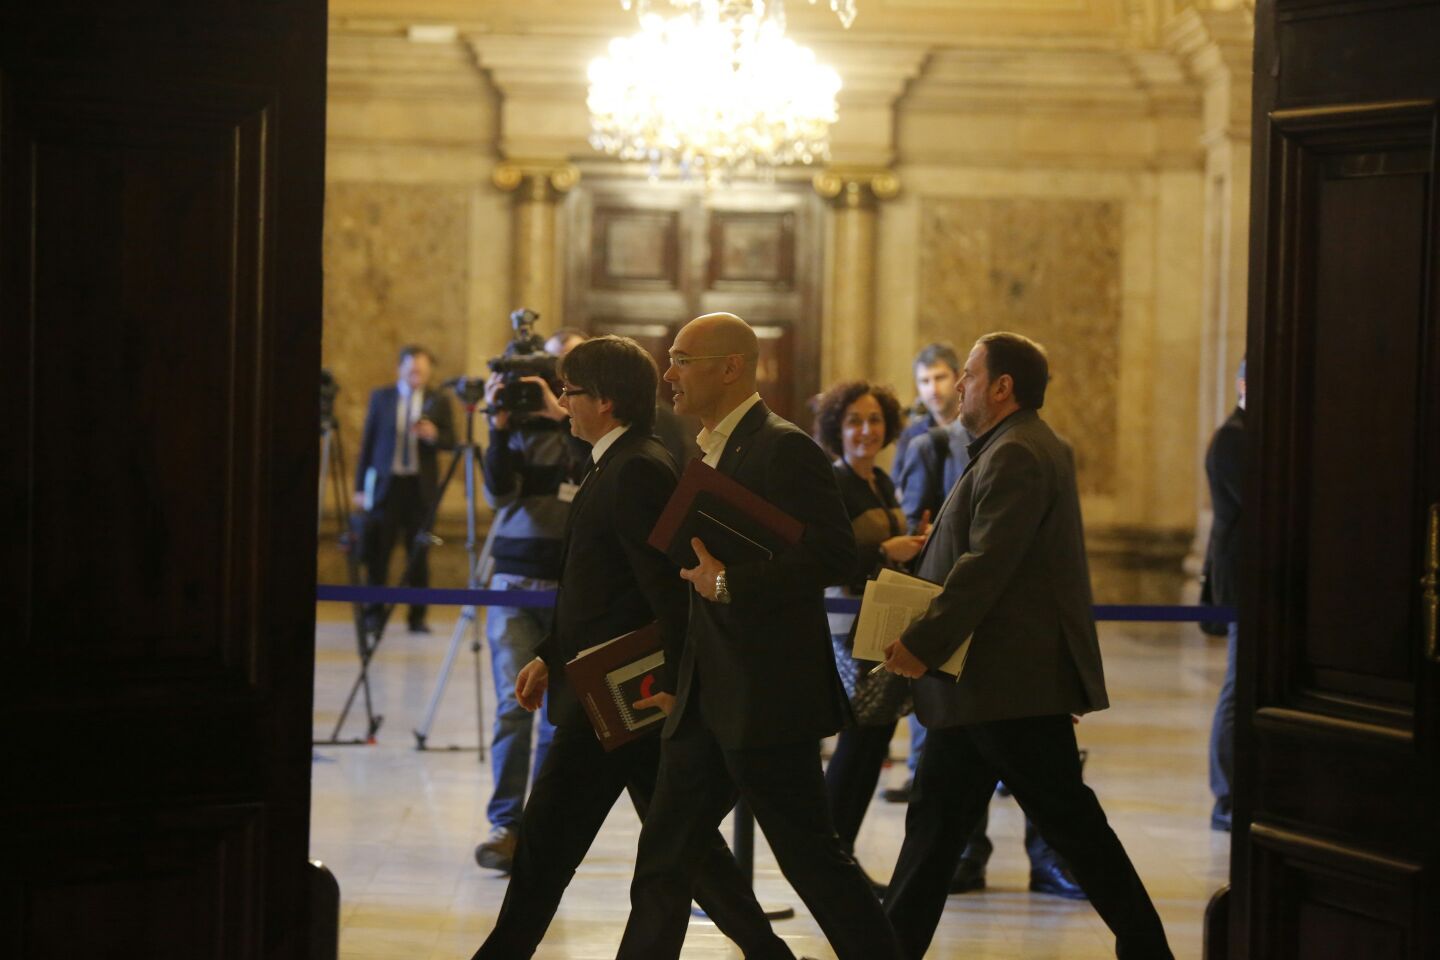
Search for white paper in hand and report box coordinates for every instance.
[854,569,971,679]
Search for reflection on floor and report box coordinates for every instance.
[311,603,1230,959]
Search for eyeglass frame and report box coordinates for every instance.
[558,384,591,398]
[667,352,739,368]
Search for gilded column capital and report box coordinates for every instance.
[812,166,900,209]
[492,160,581,202]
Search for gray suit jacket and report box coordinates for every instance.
[902,408,1109,728]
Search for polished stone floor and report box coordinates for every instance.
[310,603,1230,959]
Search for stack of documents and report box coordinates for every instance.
[853,569,970,679]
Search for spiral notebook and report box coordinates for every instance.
[564,622,667,751]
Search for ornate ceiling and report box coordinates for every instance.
[331,0,1253,51]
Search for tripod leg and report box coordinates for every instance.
[413,605,475,749]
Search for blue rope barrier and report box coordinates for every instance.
[316,584,1238,623]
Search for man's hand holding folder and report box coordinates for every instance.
[853,569,971,681]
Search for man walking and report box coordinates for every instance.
[617,313,905,960]
[882,332,1172,959]
[471,335,794,959]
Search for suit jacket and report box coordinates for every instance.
[535,429,690,731]
[354,385,456,506]
[903,408,1109,728]
[1203,406,1244,606]
[665,402,858,749]
[895,419,973,533]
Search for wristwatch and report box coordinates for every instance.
[713,569,732,604]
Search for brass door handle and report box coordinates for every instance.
[1424,502,1439,663]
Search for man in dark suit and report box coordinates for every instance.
[353,344,455,633]
[1204,357,1245,832]
[881,332,1172,960]
[616,313,906,960]
[470,334,796,960]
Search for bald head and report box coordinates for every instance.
[665,312,763,426]
[686,313,759,371]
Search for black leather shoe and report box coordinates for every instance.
[948,857,986,894]
[408,621,431,635]
[1029,861,1087,900]
[879,777,913,803]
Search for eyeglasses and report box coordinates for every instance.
[667,353,737,368]
[559,386,590,398]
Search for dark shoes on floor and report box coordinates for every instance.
[1029,861,1087,900]
[949,857,987,894]
[474,826,517,873]
[879,777,913,803]
[408,621,431,635]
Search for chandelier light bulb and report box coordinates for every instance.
[588,1,846,180]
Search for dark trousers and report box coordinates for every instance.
[823,721,1067,874]
[361,475,429,628]
[1208,622,1238,826]
[473,724,791,960]
[618,713,906,960]
[884,715,1172,960]
[825,721,895,854]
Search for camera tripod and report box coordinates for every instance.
[321,386,489,754]
[315,411,384,746]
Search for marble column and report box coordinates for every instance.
[813,166,900,385]
[1166,7,1254,590]
[492,160,580,321]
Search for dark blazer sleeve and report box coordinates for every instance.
[902,439,1049,668]
[612,453,689,692]
[723,429,858,608]
[355,389,383,492]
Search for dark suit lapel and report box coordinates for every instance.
[715,401,770,476]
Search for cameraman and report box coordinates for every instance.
[475,327,590,873]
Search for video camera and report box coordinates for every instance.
[486,308,559,414]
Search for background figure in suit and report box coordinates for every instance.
[881,333,1172,960]
[1204,357,1245,833]
[471,335,794,960]
[616,314,906,960]
[353,344,456,633]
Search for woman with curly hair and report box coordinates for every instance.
[813,380,929,889]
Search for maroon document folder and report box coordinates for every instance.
[564,622,667,751]
[647,458,803,568]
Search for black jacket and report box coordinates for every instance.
[535,429,689,731]
[354,385,456,505]
[666,402,858,749]
[1204,406,1244,606]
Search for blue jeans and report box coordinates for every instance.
[1208,622,1238,825]
[907,714,927,774]
[486,573,557,831]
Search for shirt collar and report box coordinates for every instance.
[696,392,762,457]
[397,381,414,399]
[588,423,630,466]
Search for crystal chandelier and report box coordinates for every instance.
[588,1,854,180]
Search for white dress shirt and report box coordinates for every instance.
[697,392,763,468]
[392,383,423,476]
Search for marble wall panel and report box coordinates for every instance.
[917,196,1123,497]
[322,182,471,490]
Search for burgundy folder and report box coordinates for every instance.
[647,458,803,568]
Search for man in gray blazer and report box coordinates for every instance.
[880,332,1172,960]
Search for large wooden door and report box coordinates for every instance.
[1228,2,1440,957]
[0,1,327,957]
[565,177,822,427]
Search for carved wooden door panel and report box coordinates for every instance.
[1227,3,1440,957]
[0,2,327,957]
[565,178,821,427]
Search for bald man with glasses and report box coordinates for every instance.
[616,314,906,960]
